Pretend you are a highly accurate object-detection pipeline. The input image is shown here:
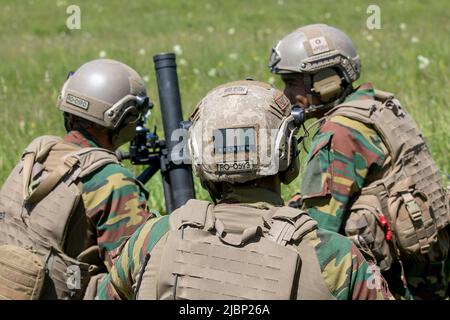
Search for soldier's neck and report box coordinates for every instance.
[83,127,115,151]
[219,176,283,208]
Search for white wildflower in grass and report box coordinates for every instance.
[324,12,331,19]
[138,48,146,56]
[228,28,235,36]
[95,4,103,13]
[417,55,430,70]
[228,53,238,60]
[19,120,25,132]
[56,0,67,7]
[179,58,188,66]
[208,68,217,77]
[44,71,50,83]
[0,77,6,94]
[410,36,419,44]
[173,44,183,55]
[400,23,407,31]
[366,34,374,41]
[268,76,275,85]
[277,0,284,5]
[99,50,107,58]
[143,75,150,83]
[193,68,200,75]
[207,26,214,33]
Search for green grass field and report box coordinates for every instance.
[0,0,449,213]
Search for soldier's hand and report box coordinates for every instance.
[287,192,302,209]
[295,95,309,108]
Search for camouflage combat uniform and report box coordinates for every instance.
[299,83,449,299]
[64,129,152,270]
[0,128,153,299]
[97,186,393,300]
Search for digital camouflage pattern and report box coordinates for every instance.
[299,83,450,299]
[64,129,152,270]
[97,187,392,300]
[189,80,298,185]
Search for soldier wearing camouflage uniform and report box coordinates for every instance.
[0,59,153,299]
[269,24,450,299]
[96,80,393,300]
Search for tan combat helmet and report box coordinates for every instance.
[188,80,303,188]
[268,24,361,109]
[57,59,152,146]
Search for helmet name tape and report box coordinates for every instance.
[309,36,330,55]
[217,160,255,174]
[66,94,89,110]
[222,86,248,97]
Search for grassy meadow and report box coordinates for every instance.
[0,0,449,214]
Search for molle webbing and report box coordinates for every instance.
[158,228,301,299]
[136,199,326,300]
[0,135,119,299]
[328,91,449,266]
[329,93,448,229]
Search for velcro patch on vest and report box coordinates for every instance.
[66,94,89,110]
[222,86,248,97]
[274,92,290,112]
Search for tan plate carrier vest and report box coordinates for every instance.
[0,135,119,299]
[328,90,450,271]
[134,199,337,300]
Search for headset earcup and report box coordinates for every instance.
[312,69,343,102]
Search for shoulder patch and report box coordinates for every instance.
[274,91,290,111]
